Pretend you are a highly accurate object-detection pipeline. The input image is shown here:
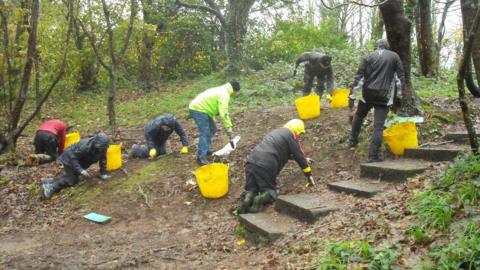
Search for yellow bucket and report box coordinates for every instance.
[383,122,418,155]
[294,95,320,120]
[330,89,349,109]
[194,163,229,199]
[65,132,80,148]
[106,144,122,171]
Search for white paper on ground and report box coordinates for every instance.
[213,136,241,156]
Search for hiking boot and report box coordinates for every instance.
[207,150,214,157]
[237,191,255,214]
[41,179,55,199]
[196,157,209,166]
[249,192,272,213]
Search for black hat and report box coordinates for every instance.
[320,55,332,66]
[230,79,240,92]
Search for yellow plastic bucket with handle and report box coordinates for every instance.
[65,132,80,148]
[295,95,320,120]
[383,122,418,155]
[106,144,122,171]
[330,89,350,109]
[194,163,229,199]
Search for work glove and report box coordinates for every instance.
[326,94,333,102]
[180,146,189,154]
[80,170,91,178]
[149,148,157,159]
[99,174,111,180]
[348,97,355,110]
[305,176,316,187]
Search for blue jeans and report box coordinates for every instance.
[190,110,217,160]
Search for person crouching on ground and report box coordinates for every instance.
[129,114,189,158]
[238,119,315,214]
[189,80,240,165]
[41,132,111,199]
[29,119,70,164]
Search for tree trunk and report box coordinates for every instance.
[371,8,384,42]
[461,0,480,94]
[380,0,420,115]
[417,0,436,76]
[457,7,480,154]
[223,0,256,73]
[435,0,455,71]
[107,70,117,126]
[139,0,155,92]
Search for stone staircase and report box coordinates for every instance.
[238,130,470,240]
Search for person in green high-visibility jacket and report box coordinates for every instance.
[189,80,240,165]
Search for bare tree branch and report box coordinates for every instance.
[15,0,75,138]
[10,0,39,133]
[120,0,137,55]
[320,0,392,10]
[76,12,111,72]
[176,0,226,26]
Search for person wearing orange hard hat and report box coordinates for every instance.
[238,119,315,214]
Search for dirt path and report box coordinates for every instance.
[1,98,463,269]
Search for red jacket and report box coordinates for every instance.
[37,120,67,153]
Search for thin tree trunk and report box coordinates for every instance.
[417,0,436,76]
[457,7,480,154]
[371,8,384,42]
[34,50,41,118]
[461,0,480,93]
[435,0,455,71]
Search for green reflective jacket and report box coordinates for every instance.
[189,83,234,129]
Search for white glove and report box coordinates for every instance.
[100,174,111,180]
[80,170,90,178]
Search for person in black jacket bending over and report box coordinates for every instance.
[41,132,111,199]
[348,39,405,163]
[129,114,189,158]
[238,119,315,214]
[293,52,334,99]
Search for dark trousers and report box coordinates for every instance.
[33,131,59,159]
[350,101,389,159]
[244,162,277,200]
[51,166,80,194]
[303,73,326,96]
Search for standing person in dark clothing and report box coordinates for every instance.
[238,119,315,214]
[129,114,189,158]
[293,52,334,99]
[30,119,68,164]
[348,39,405,163]
[41,132,111,199]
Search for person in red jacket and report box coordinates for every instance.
[32,119,68,164]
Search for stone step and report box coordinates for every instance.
[360,159,429,182]
[238,212,292,240]
[327,180,385,198]
[445,131,480,143]
[404,145,465,161]
[274,193,339,224]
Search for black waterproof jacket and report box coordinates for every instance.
[58,133,109,175]
[247,128,309,176]
[144,114,188,150]
[295,52,334,93]
[351,49,405,105]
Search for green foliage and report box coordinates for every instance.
[414,72,458,98]
[26,181,42,197]
[409,190,453,231]
[429,221,480,269]
[315,240,399,269]
[246,18,349,66]
[407,225,431,245]
[234,224,248,238]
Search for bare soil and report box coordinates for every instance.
[0,96,477,269]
